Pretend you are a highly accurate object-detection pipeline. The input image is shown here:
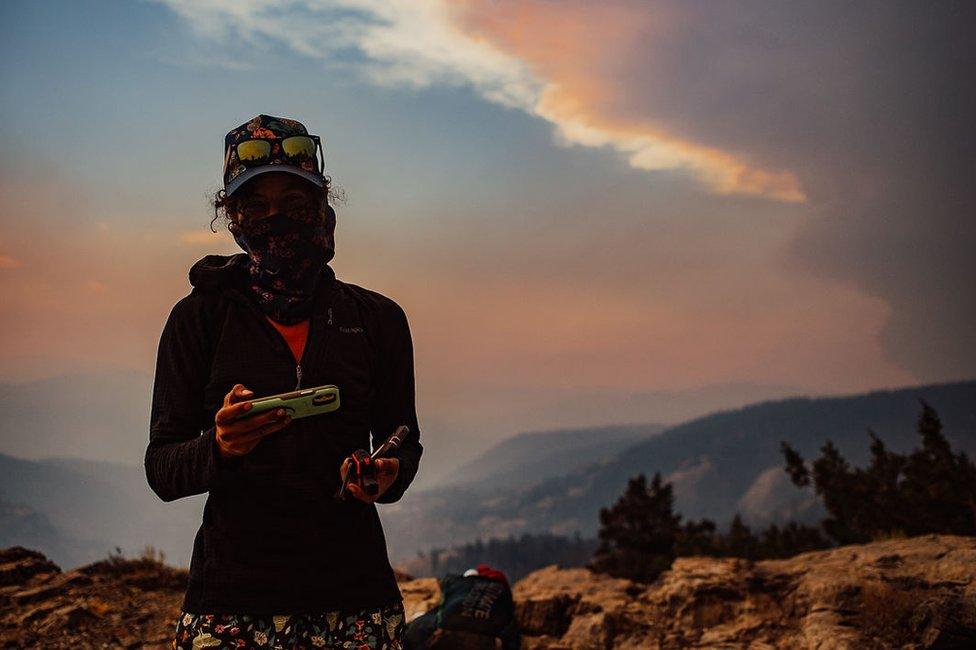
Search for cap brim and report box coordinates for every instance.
[225,165,325,197]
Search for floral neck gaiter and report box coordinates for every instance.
[228,205,336,325]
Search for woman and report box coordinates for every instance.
[145,114,423,649]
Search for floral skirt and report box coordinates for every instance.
[172,599,405,649]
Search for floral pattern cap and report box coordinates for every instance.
[223,113,325,197]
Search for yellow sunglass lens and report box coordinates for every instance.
[237,140,271,163]
[282,136,316,160]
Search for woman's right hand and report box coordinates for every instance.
[215,384,292,459]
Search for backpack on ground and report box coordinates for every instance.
[404,564,521,650]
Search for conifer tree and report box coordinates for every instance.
[722,514,761,560]
[589,472,680,582]
[781,399,976,543]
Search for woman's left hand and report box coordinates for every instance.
[339,457,399,503]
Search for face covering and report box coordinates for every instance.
[229,203,336,325]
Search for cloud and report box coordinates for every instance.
[452,0,805,202]
[152,0,805,202]
[453,0,976,380]
[0,255,22,269]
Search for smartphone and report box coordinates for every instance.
[233,384,340,421]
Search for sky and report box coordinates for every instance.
[1,1,973,480]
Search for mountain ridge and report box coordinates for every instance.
[378,379,976,561]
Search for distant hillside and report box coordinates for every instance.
[379,380,976,561]
[4,379,973,569]
[443,423,664,490]
[0,496,108,570]
[0,453,203,569]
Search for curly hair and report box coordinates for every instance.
[208,173,346,234]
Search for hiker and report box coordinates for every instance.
[144,114,423,649]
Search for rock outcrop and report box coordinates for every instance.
[0,546,187,648]
[1,535,974,648]
[512,534,976,649]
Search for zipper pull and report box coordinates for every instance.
[328,306,334,325]
[295,363,303,390]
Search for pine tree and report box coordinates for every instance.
[781,399,976,543]
[675,518,718,557]
[722,514,761,560]
[758,521,830,558]
[589,472,680,583]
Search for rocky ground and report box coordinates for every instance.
[513,534,976,649]
[0,546,186,648]
[1,535,974,648]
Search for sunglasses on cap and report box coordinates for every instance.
[222,134,324,178]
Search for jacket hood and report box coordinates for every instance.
[189,253,250,296]
[188,253,337,309]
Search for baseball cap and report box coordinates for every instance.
[222,114,326,197]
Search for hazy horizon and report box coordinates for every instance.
[1,368,969,490]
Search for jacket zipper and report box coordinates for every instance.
[293,313,312,390]
[229,290,335,391]
[296,306,334,389]
[295,307,332,390]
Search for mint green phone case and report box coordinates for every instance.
[234,384,340,421]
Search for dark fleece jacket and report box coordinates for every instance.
[144,253,422,614]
